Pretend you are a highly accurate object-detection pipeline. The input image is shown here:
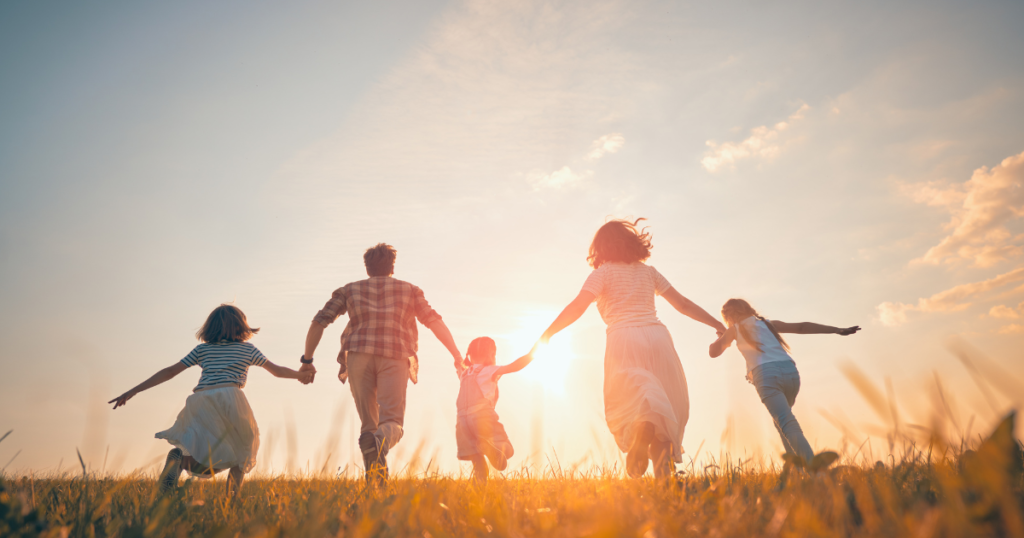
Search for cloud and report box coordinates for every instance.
[877,267,1024,326]
[527,166,592,190]
[907,149,1024,267]
[701,104,809,172]
[989,304,1020,319]
[997,324,1024,334]
[587,133,625,160]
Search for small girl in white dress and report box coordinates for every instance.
[110,304,311,496]
[456,337,534,484]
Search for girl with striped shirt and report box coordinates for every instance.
[110,304,312,497]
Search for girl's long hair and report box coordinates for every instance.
[721,299,789,352]
[466,337,496,365]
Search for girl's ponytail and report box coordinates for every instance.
[754,314,790,352]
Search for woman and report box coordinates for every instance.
[538,219,725,478]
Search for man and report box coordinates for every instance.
[299,243,462,484]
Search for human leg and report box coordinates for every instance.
[348,353,385,482]
[754,364,814,464]
[470,455,488,485]
[375,356,409,451]
[227,466,244,498]
[626,421,654,478]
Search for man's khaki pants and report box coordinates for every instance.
[347,352,408,451]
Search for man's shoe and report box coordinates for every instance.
[159,448,183,493]
[358,432,388,485]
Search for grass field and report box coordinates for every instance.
[3,411,1022,538]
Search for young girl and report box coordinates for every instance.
[109,304,311,496]
[456,337,534,484]
[709,299,859,469]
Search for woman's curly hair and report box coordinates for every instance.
[587,218,653,269]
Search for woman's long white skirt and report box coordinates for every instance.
[604,324,689,463]
[155,386,260,473]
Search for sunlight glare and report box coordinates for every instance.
[502,312,576,395]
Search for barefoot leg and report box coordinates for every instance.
[471,455,488,485]
[227,466,244,498]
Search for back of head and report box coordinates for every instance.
[721,298,789,352]
[197,304,259,343]
[587,218,653,269]
[721,298,757,327]
[364,243,397,277]
[466,337,497,366]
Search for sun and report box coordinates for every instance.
[501,311,576,395]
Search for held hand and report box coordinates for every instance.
[108,391,134,409]
[298,362,317,384]
[837,326,861,336]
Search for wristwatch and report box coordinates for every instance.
[300,355,314,364]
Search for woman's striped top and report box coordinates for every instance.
[180,341,267,391]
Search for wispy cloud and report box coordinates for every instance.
[989,304,1021,319]
[527,133,624,191]
[527,166,592,191]
[587,133,625,160]
[877,267,1024,326]
[701,104,809,172]
[906,149,1024,267]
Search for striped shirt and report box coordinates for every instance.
[581,262,673,332]
[180,341,268,391]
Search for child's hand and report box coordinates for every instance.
[298,370,315,384]
[837,326,861,336]
[108,391,135,409]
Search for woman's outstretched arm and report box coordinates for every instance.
[771,321,861,335]
[661,288,727,333]
[540,291,595,343]
[109,362,188,409]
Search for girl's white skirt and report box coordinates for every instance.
[604,324,689,463]
[155,385,260,474]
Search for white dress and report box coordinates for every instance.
[581,262,688,463]
[155,341,265,473]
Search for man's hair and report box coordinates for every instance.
[364,243,397,277]
[196,304,259,343]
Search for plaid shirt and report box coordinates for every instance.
[313,276,442,384]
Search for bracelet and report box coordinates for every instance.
[300,355,314,364]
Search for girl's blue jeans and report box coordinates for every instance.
[750,361,814,464]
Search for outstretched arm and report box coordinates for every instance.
[540,291,594,343]
[771,321,861,335]
[661,288,727,333]
[263,360,314,383]
[109,362,188,409]
[495,344,539,376]
[709,325,737,358]
[426,319,464,372]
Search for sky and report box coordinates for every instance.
[1,0,1023,477]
